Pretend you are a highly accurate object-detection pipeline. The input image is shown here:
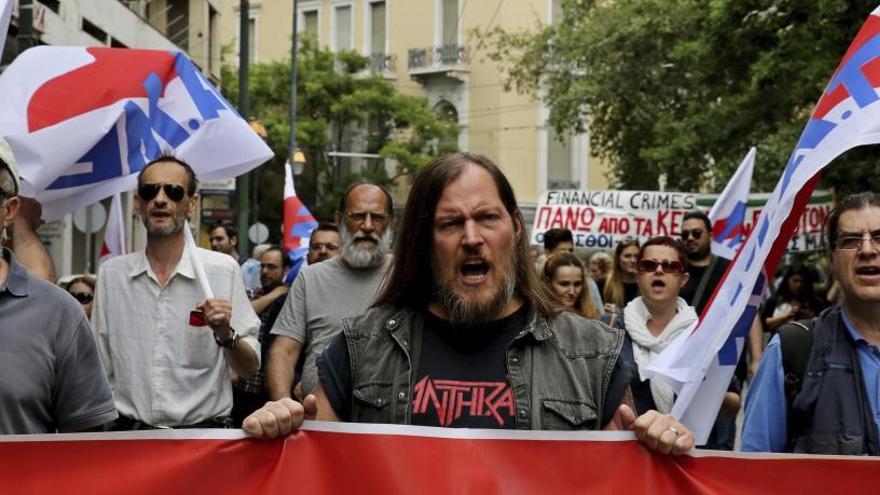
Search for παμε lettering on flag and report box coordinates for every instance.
[282,161,317,284]
[709,147,755,260]
[0,46,273,220]
[0,0,12,57]
[645,5,880,444]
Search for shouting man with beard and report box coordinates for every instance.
[266,181,394,400]
[92,156,261,429]
[244,153,695,456]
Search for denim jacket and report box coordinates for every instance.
[342,304,625,430]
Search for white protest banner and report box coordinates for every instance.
[531,189,697,248]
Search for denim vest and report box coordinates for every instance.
[342,304,625,430]
[789,306,880,455]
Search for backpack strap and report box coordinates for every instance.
[778,319,815,451]
[778,319,815,413]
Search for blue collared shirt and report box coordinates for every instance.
[741,310,880,452]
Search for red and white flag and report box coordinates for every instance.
[0,0,12,57]
[708,147,755,260]
[0,46,272,219]
[282,162,317,259]
[99,192,126,263]
[647,6,880,443]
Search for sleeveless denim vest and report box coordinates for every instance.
[341,304,624,430]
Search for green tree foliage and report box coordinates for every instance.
[222,37,457,232]
[476,0,879,194]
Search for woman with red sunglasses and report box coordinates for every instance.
[603,236,697,414]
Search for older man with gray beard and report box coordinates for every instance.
[266,181,394,400]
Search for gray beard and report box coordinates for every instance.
[340,223,392,269]
[435,268,517,329]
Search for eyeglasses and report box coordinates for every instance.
[71,292,94,304]
[637,259,686,273]
[680,229,704,241]
[345,211,388,225]
[309,242,339,251]
[138,183,187,202]
[834,233,880,250]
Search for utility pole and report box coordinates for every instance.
[288,0,300,175]
[236,0,251,257]
[17,0,35,54]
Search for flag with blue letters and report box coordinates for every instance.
[0,46,273,219]
[709,147,755,260]
[645,6,880,443]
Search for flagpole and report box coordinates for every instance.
[288,0,300,177]
[236,0,251,257]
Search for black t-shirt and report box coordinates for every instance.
[317,306,630,428]
[680,257,731,314]
[623,281,640,306]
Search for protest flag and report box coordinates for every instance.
[709,147,756,260]
[0,46,273,219]
[98,192,126,263]
[282,162,317,284]
[0,0,11,57]
[646,6,880,443]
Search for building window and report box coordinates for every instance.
[208,6,220,73]
[441,0,458,46]
[167,0,190,51]
[303,10,319,38]
[81,17,108,44]
[248,17,257,63]
[39,0,60,14]
[551,0,563,24]
[334,5,352,51]
[370,1,386,53]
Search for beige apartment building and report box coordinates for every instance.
[221,0,608,213]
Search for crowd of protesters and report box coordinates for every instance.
[1,140,878,457]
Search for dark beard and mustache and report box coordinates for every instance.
[433,257,517,329]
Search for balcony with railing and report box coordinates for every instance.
[369,53,397,75]
[407,44,468,81]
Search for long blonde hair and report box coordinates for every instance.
[603,239,640,308]
[543,252,600,319]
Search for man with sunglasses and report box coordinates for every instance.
[742,193,880,455]
[266,181,394,401]
[91,156,261,429]
[0,138,117,433]
[678,211,730,315]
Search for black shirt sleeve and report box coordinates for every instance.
[601,350,636,427]
[316,332,352,421]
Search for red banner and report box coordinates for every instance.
[1,423,877,494]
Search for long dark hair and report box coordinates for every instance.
[373,152,559,317]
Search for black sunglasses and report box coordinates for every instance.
[138,183,187,202]
[680,229,704,240]
[637,259,686,274]
[71,292,94,304]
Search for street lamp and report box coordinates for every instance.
[291,148,306,175]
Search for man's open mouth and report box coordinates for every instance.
[855,266,880,276]
[460,260,489,282]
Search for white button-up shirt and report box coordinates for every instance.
[91,245,260,427]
